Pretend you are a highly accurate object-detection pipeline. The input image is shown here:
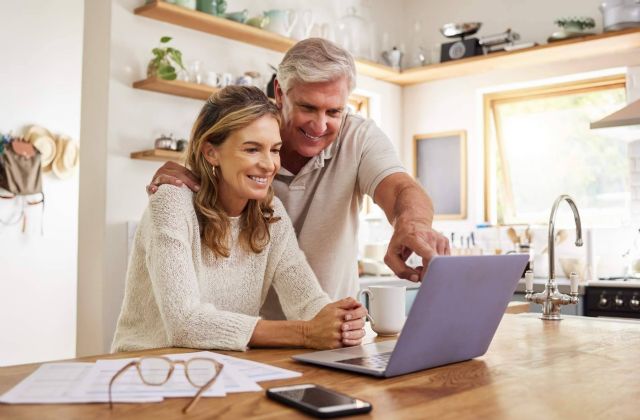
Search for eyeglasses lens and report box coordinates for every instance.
[185,359,219,387]
[139,357,172,385]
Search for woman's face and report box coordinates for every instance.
[204,115,282,216]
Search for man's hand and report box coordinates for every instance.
[146,161,201,194]
[373,173,450,282]
[384,217,449,282]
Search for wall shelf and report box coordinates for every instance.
[135,1,640,87]
[130,148,185,163]
[392,28,640,86]
[133,76,217,100]
[133,1,401,83]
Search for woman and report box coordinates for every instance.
[112,86,366,352]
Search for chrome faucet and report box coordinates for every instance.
[525,194,583,320]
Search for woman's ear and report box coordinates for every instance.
[201,142,220,167]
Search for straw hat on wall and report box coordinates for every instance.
[26,125,56,172]
[51,134,79,179]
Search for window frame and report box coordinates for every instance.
[483,74,627,224]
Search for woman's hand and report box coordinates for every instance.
[304,297,368,349]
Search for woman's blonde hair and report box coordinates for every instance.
[186,86,282,258]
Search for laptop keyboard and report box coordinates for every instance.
[336,352,392,370]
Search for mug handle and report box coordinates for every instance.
[357,289,376,326]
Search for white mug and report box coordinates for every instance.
[358,285,406,336]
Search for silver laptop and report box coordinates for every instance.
[292,254,528,377]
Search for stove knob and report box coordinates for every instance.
[631,296,640,310]
[598,294,608,308]
[614,295,625,308]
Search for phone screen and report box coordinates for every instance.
[275,386,356,408]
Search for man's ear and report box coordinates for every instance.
[201,142,219,167]
[274,79,283,109]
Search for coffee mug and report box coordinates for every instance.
[358,285,406,336]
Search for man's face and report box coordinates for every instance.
[276,77,349,161]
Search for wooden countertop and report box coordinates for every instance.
[1,314,639,419]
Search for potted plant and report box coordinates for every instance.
[147,36,186,80]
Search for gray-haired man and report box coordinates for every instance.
[149,38,450,318]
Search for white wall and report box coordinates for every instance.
[77,0,403,356]
[0,0,84,366]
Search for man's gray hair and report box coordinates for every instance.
[277,38,356,93]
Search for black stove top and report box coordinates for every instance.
[584,286,640,319]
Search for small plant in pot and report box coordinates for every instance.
[147,36,186,80]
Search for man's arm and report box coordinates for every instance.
[373,172,450,282]
[146,161,201,194]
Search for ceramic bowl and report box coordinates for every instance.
[223,9,248,23]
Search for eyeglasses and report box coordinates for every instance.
[108,356,224,414]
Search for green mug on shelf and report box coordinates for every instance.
[196,0,226,15]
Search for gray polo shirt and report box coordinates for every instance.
[261,113,406,319]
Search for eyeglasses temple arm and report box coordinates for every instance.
[108,361,137,409]
[183,364,224,414]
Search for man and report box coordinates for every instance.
[148,38,449,316]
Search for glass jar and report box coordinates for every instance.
[335,7,373,61]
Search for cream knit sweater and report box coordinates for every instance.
[111,185,330,352]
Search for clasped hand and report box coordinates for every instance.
[306,297,367,349]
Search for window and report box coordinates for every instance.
[484,75,629,225]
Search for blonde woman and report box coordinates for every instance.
[112,86,366,352]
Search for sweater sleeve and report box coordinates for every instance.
[145,185,259,351]
[268,199,332,321]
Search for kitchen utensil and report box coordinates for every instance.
[246,15,269,28]
[507,227,519,245]
[540,229,569,254]
[290,9,314,41]
[524,226,532,244]
[381,47,403,69]
[219,72,233,87]
[439,22,483,62]
[223,9,248,23]
[335,7,374,60]
[154,134,177,151]
[440,22,482,38]
[196,0,226,15]
[263,9,297,38]
[479,28,520,53]
[600,0,640,31]
[358,286,406,336]
[174,0,196,10]
[188,60,203,84]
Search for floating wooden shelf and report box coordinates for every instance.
[392,28,640,86]
[130,148,185,163]
[133,77,217,100]
[135,2,640,86]
[134,1,401,84]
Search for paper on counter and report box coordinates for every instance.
[185,351,302,383]
[0,363,161,404]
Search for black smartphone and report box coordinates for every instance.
[266,383,372,418]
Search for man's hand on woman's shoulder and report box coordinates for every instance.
[146,161,201,194]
